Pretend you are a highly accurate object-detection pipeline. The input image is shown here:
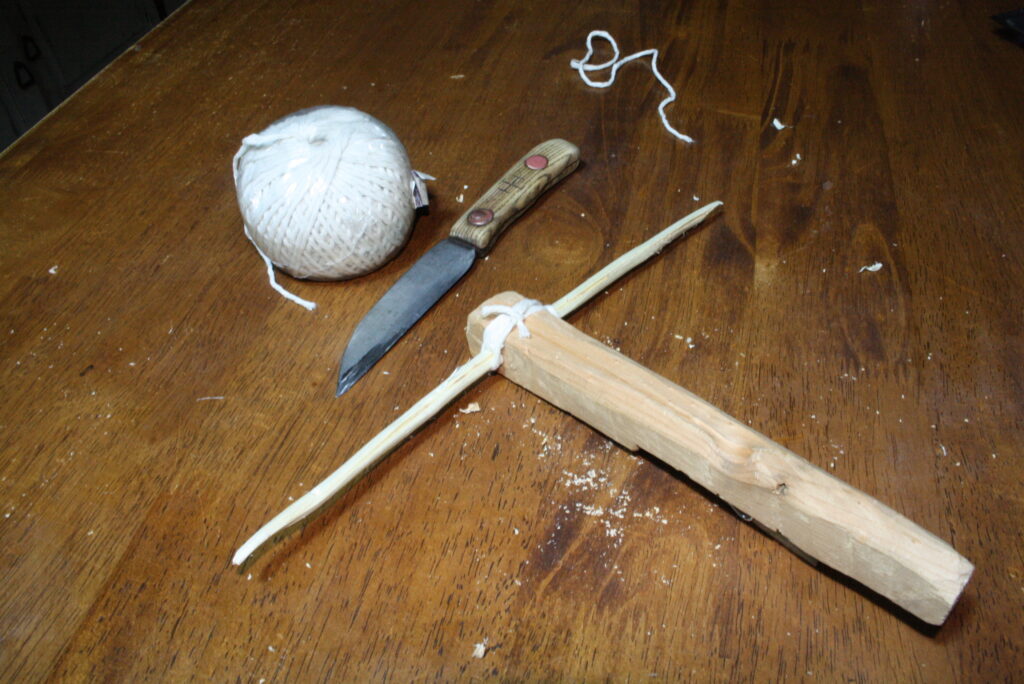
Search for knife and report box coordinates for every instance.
[335,138,581,397]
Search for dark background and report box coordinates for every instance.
[0,0,189,149]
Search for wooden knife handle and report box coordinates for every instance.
[448,138,580,252]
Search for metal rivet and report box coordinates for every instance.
[468,208,494,226]
[525,154,549,170]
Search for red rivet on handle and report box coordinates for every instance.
[525,154,549,170]
[468,208,494,226]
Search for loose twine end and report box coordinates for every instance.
[570,30,695,144]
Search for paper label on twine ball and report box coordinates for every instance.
[233,106,430,281]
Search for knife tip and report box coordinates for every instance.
[334,363,364,398]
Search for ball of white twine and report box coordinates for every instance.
[233,106,431,309]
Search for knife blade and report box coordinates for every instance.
[335,138,581,396]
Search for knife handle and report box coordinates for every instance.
[448,138,580,253]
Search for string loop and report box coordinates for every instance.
[479,299,555,370]
[570,30,694,144]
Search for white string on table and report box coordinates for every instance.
[570,30,694,144]
[247,227,317,311]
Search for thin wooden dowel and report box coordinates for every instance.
[232,202,723,565]
[552,201,722,317]
[232,352,497,565]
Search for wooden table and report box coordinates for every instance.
[1,0,1021,679]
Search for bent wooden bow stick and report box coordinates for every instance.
[233,201,972,626]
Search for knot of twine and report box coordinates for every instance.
[479,299,556,370]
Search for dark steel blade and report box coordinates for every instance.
[335,238,477,396]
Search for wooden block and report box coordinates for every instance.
[466,292,973,625]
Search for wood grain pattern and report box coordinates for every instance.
[0,0,1021,680]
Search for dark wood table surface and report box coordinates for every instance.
[2,0,1021,680]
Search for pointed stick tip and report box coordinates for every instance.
[232,535,263,566]
[232,547,251,567]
